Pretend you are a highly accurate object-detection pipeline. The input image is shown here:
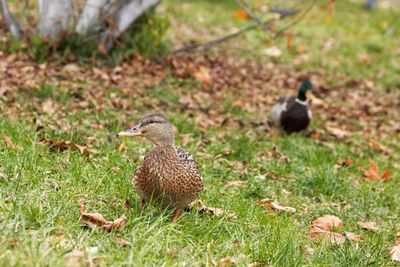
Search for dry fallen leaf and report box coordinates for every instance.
[325,125,350,139]
[193,66,213,85]
[258,199,296,213]
[219,254,245,266]
[262,46,282,57]
[312,215,343,231]
[367,140,393,155]
[396,232,400,245]
[40,138,96,155]
[64,250,85,267]
[303,245,315,256]
[3,135,22,151]
[225,180,247,188]
[390,245,400,262]
[114,237,131,248]
[337,159,354,167]
[309,227,346,245]
[267,146,290,163]
[79,203,126,231]
[364,161,391,181]
[345,232,363,242]
[357,221,379,232]
[188,200,237,219]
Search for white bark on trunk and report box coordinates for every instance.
[0,0,23,39]
[116,0,160,35]
[75,0,108,35]
[99,0,159,51]
[37,0,72,38]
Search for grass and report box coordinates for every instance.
[1,0,400,266]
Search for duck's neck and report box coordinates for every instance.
[153,140,175,147]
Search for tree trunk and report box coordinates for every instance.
[37,0,73,38]
[0,0,23,40]
[99,0,160,51]
[75,0,108,35]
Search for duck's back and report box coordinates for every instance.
[133,145,203,209]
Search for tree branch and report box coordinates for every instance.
[274,0,316,37]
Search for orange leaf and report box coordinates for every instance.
[233,9,249,20]
[192,66,213,85]
[364,161,391,181]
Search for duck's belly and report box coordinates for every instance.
[133,174,201,209]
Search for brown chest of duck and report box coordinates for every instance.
[271,80,314,133]
[117,112,203,222]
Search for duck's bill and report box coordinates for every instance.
[306,90,314,100]
[117,127,142,137]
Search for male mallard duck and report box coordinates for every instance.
[117,112,203,222]
[271,80,314,133]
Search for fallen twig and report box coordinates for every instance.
[166,0,314,57]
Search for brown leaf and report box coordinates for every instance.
[225,180,247,188]
[325,125,350,139]
[114,237,131,248]
[396,232,400,245]
[357,221,379,232]
[312,215,343,231]
[42,99,57,114]
[193,66,213,85]
[188,200,237,219]
[390,245,400,262]
[258,199,296,213]
[3,135,22,151]
[40,138,95,154]
[364,161,391,181]
[79,203,126,231]
[73,144,96,155]
[267,146,290,163]
[345,232,363,242]
[219,254,245,266]
[309,227,346,245]
[367,140,393,155]
[64,250,85,267]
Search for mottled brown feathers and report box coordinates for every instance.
[133,145,203,209]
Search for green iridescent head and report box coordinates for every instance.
[297,80,313,101]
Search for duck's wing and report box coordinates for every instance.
[271,96,295,124]
[175,146,198,170]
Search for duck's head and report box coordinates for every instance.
[117,112,174,146]
[297,79,314,101]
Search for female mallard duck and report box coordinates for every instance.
[271,80,314,133]
[117,112,203,222]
